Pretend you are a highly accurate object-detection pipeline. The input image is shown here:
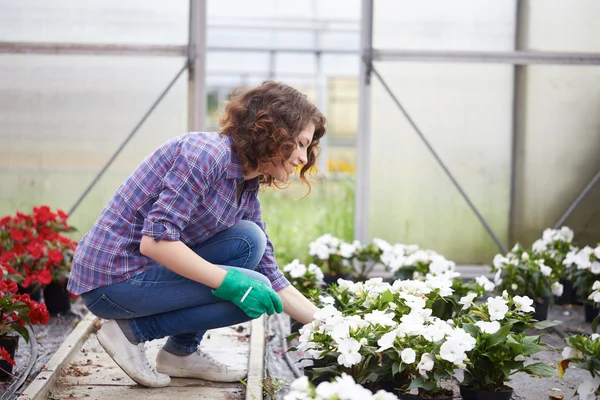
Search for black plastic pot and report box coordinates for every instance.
[533,297,550,321]
[43,280,71,315]
[554,279,576,305]
[585,302,599,323]
[17,285,42,302]
[460,385,513,400]
[396,390,453,400]
[0,335,19,380]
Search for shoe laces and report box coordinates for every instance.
[197,349,229,370]
[137,343,158,376]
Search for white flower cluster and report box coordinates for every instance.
[309,233,362,260]
[284,374,398,400]
[376,238,457,279]
[531,227,574,254]
[562,335,600,400]
[492,251,564,296]
[564,245,600,273]
[284,259,325,282]
[588,281,600,303]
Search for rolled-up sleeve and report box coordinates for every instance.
[142,139,224,242]
[243,191,290,292]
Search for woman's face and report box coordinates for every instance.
[265,122,315,182]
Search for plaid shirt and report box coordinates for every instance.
[67,132,289,295]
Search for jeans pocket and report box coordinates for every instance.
[85,294,135,319]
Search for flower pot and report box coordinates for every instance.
[554,279,576,305]
[17,285,42,302]
[584,302,599,323]
[533,297,550,321]
[396,390,453,400]
[43,280,71,315]
[460,385,513,400]
[0,335,19,380]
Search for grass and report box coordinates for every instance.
[259,176,355,267]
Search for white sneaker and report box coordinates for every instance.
[96,320,171,388]
[156,348,247,382]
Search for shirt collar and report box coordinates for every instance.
[223,134,260,190]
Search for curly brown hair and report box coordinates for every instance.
[218,81,326,191]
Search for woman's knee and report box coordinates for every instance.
[234,220,267,254]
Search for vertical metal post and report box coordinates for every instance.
[508,0,523,248]
[354,0,374,243]
[188,0,207,132]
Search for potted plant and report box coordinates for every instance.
[308,234,357,284]
[378,242,450,282]
[531,227,577,304]
[455,292,557,399]
[491,244,564,320]
[295,276,468,399]
[565,244,600,322]
[0,206,78,314]
[558,333,600,400]
[283,259,324,332]
[0,264,50,379]
[284,373,400,400]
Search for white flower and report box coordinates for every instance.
[494,270,503,286]
[511,283,518,291]
[540,264,553,277]
[475,275,496,291]
[417,353,434,376]
[532,239,547,254]
[595,246,600,259]
[577,376,600,400]
[373,390,400,400]
[522,252,530,261]
[459,292,478,310]
[315,381,338,399]
[562,346,582,360]
[309,241,331,260]
[339,242,356,258]
[493,254,509,269]
[592,334,600,341]
[475,320,501,334]
[284,259,308,278]
[591,261,600,275]
[487,297,509,320]
[551,282,564,297]
[319,295,335,305]
[376,330,398,352]
[337,338,362,368]
[364,310,397,327]
[401,348,416,364]
[440,340,467,364]
[373,238,392,252]
[514,355,526,361]
[594,281,600,290]
[290,376,310,392]
[513,296,535,313]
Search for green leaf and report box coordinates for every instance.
[522,336,545,355]
[407,376,435,392]
[531,320,560,330]
[593,315,600,334]
[381,289,394,304]
[519,362,556,377]
[12,325,29,343]
[488,325,511,348]
[392,362,400,377]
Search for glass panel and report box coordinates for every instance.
[0,55,187,234]
[513,65,600,245]
[368,62,513,263]
[0,0,188,44]
[373,0,517,51]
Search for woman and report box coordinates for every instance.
[67,81,325,388]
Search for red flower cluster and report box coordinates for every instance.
[0,206,78,289]
[1,264,50,367]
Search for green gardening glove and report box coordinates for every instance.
[212,269,284,319]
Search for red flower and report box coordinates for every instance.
[48,249,64,264]
[29,303,50,325]
[10,229,25,242]
[37,268,53,285]
[0,280,18,294]
[0,347,15,366]
[26,242,44,259]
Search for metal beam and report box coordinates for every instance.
[188,0,207,132]
[0,42,186,57]
[0,41,357,57]
[372,49,600,65]
[354,0,374,243]
[553,167,600,229]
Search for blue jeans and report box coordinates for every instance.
[80,220,270,355]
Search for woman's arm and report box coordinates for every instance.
[277,285,319,324]
[140,235,227,289]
